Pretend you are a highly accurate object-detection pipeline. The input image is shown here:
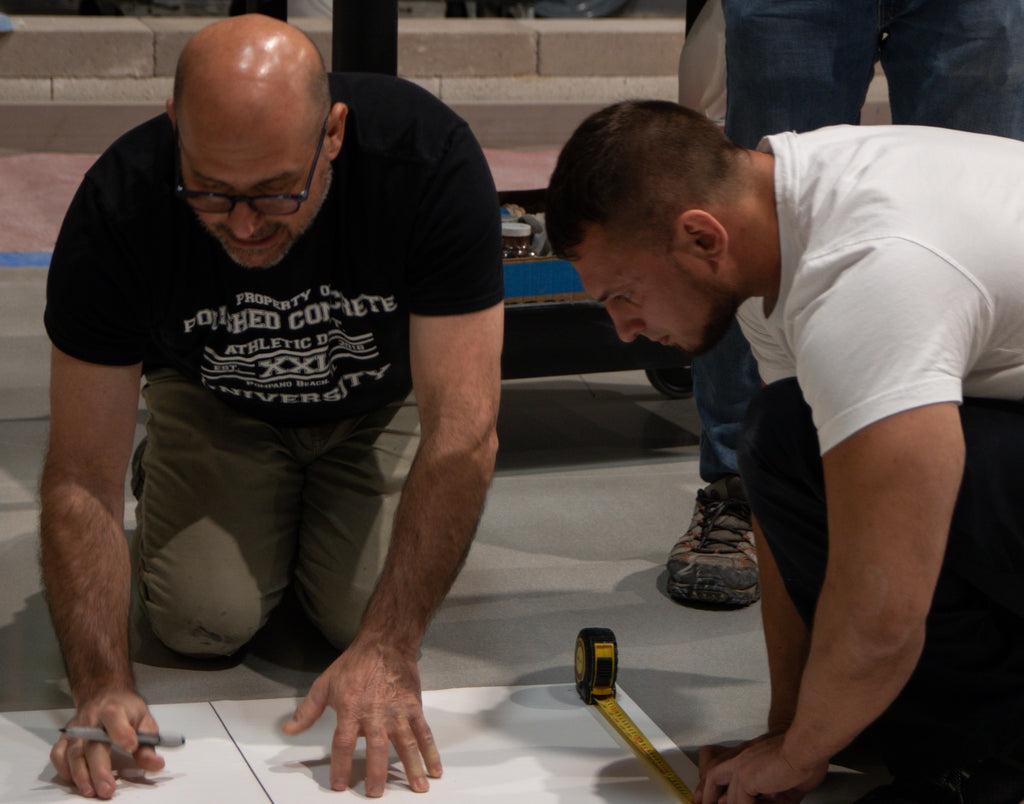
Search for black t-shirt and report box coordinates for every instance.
[45,73,503,427]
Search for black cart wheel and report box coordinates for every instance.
[645,366,693,399]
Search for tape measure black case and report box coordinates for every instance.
[574,627,695,803]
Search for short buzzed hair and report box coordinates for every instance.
[545,100,746,260]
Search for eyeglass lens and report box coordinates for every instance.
[185,195,303,215]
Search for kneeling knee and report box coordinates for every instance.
[141,595,263,657]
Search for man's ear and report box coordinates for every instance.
[166,98,176,129]
[324,102,348,160]
[671,208,729,259]
[671,208,729,262]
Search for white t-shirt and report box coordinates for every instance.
[737,125,1024,454]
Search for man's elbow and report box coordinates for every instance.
[40,454,126,529]
[485,426,499,467]
[849,591,930,665]
[470,425,499,481]
[422,416,498,478]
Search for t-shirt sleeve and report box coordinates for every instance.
[403,122,504,316]
[44,174,149,366]
[790,237,991,453]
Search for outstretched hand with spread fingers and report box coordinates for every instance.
[282,637,441,797]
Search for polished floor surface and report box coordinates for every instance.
[0,151,888,801]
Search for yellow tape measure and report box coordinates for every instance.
[574,627,694,803]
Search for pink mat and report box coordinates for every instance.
[482,148,560,192]
[1,153,97,252]
[0,149,560,253]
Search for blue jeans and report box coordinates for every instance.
[692,0,1024,482]
[739,379,1024,770]
[693,319,759,483]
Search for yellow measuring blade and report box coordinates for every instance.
[594,694,694,803]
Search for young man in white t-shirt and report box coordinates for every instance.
[545,99,1024,804]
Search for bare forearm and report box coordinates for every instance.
[357,430,497,653]
[40,465,134,704]
[779,404,962,771]
[781,582,925,770]
[755,520,809,733]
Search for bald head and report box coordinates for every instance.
[173,14,330,140]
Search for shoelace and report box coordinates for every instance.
[695,497,752,551]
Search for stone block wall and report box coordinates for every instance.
[0,15,889,152]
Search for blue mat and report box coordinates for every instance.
[0,251,51,267]
[503,258,583,299]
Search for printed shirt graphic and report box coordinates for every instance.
[187,285,396,407]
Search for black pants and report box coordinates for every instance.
[738,378,1024,772]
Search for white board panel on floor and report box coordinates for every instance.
[0,702,269,803]
[213,684,700,802]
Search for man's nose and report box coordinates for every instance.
[225,202,265,238]
[609,309,643,343]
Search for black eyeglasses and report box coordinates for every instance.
[174,117,329,216]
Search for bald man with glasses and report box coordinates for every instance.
[40,14,503,800]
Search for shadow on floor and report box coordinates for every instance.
[495,384,699,472]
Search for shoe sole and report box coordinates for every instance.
[667,575,759,607]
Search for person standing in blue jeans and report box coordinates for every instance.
[667,0,1024,609]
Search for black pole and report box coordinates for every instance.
[234,0,285,18]
[685,0,708,31]
[332,0,398,75]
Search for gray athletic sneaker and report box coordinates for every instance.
[666,476,759,607]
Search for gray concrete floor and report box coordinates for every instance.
[0,260,892,800]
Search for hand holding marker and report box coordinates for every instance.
[60,726,185,748]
